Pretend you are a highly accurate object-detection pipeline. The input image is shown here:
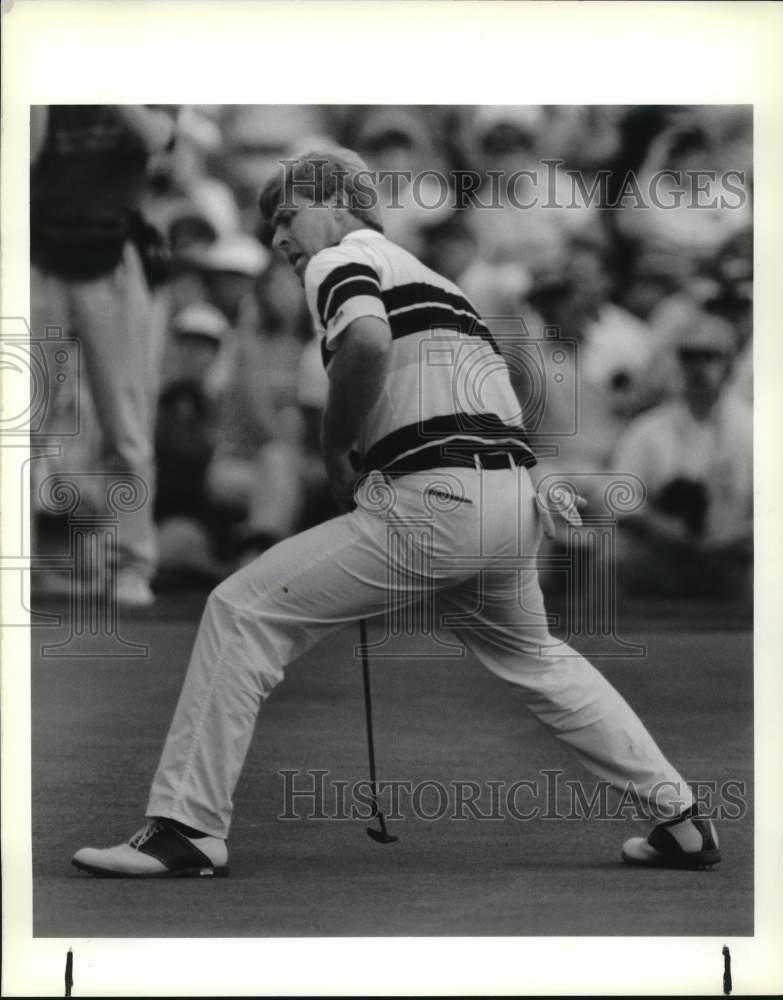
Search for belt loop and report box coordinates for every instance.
[473,452,482,472]
[507,452,515,471]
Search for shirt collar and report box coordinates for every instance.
[342,228,384,244]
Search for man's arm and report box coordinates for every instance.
[321,316,391,509]
[112,105,177,154]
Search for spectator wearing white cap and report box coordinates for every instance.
[195,232,270,325]
[167,302,229,388]
[612,313,752,599]
[156,233,268,392]
[201,250,316,563]
[186,231,274,433]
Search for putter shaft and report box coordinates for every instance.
[359,619,398,843]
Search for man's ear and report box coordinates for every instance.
[332,199,351,222]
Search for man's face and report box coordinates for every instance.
[271,190,344,282]
[678,346,731,405]
[479,125,538,175]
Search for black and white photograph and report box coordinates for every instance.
[2,2,782,996]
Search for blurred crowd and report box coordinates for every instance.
[31,104,753,604]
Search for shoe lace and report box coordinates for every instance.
[128,820,162,849]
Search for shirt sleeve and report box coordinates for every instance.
[304,244,389,357]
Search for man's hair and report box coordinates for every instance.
[258,147,384,233]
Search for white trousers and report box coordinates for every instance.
[30,244,158,579]
[147,465,693,837]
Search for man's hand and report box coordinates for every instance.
[324,448,359,512]
[112,105,177,153]
[535,488,587,540]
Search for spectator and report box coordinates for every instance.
[162,301,229,391]
[615,249,686,323]
[193,244,314,562]
[155,297,318,586]
[615,112,752,280]
[162,213,219,319]
[641,279,722,403]
[612,313,752,599]
[355,108,450,255]
[30,104,177,606]
[154,376,221,587]
[155,304,228,566]
[419,210,478,285]
[220,105,327,232]
[168,213,218,259]
[143,106,241,239]
[155,381,216,530]
[463,105,598,294]
[195,231,270,328]
[640,227,753,405]
[519,236,660,487]
[709,227,753,348]
[544,105,624,173]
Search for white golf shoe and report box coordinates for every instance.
[72,819,228,878]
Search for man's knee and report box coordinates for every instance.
[209,555,275,611]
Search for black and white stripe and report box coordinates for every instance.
[316,263,383,328]
[304,229,535,473]
[365,412,535,473]
[381,282,501,354]
[317,272,500,366]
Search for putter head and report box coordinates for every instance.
[366,824,398,844]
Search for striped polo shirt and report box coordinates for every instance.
[303,228,536,474]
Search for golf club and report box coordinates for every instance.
[359,618,398,844]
